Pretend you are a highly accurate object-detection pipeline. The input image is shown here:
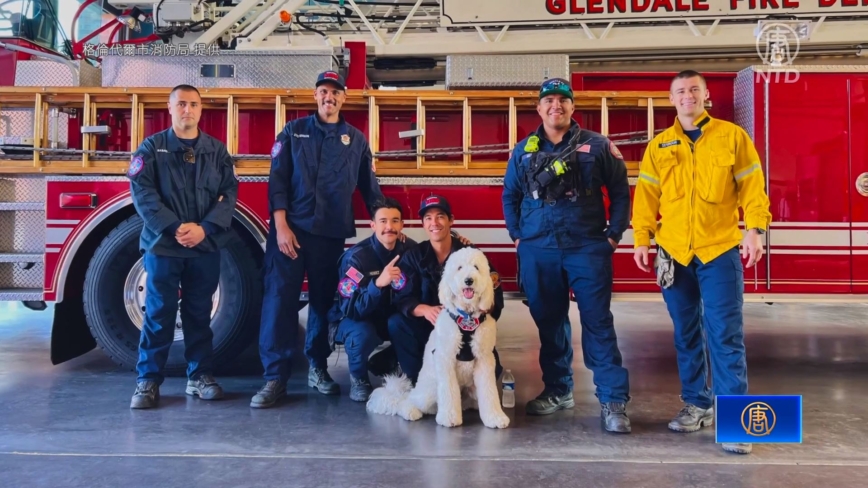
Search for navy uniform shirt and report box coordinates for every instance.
[332,234,419,324]
[128,127,239,257]
[267,114,383,239]
[393,239,504,322]
[502,120,631,249]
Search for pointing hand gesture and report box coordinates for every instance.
[376,255,402,288]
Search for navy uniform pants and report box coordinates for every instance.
[136,250,221,384]
[335,318,388,379]
[518,239,630,403]
[387,313,503,383]
[660,245,747,409]
[258,224,345,382]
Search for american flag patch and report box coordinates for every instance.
[345,266,364,284]
[577,144,591,153]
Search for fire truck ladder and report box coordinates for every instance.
[0,86,704,299]
[0,87,696,178]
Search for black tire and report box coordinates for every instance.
[82,214,261,376]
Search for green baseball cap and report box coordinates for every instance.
[539,78,573,100]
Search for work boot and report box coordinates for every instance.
[668,403,714,432]
[525,390,575,416]
[250,380,287,409]
[368,345,401,377]
[130,380,160,409]
[601,402,631,433]
[185,374,224,400]
[308,367,340,395]
[349,375,373,402]
[722,443,753,454]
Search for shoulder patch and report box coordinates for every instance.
[609,140,624,160]
[338,278,358,298]
[271,141,283,158]
[391,272,407,290]
[490,272,501,289]
[128,155,144,177]
[659,140,681,148]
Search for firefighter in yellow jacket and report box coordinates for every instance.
[631,70,772,455]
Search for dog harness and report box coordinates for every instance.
[448,310,487,362]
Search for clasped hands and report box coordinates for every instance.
[176,222,206,248]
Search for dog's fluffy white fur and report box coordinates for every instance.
[366,247,509,429]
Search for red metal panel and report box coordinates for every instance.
[766,73,852,293]
[237,109,276,154]
[344,41,368,90]
[470,110,510,160]
[850,76,868,293]
[425,113,463,163]
[44,181,131,301]
[0,41,20,86]
[377,110,414,159]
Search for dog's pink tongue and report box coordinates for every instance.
[463,288,475,299]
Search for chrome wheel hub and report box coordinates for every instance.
[123,258,220,342]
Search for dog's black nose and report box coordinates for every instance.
[464,278,474,286]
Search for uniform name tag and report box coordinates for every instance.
[577,144,591,153]
[369,271,380,276]
[659,140,681,148]
[293,133,310,138]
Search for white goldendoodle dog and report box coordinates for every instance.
[366,247,509,429]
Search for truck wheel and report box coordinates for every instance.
[82,214,260,376]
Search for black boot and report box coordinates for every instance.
[600,402,631,433]
[308,367,340,395]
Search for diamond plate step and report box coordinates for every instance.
[0,289,43,301]
[0,253,43,263]
[0,202,42,211]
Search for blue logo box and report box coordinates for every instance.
[715,395,802,444]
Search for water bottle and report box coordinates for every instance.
[501,369,515,408]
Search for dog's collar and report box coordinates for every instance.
[448,309,486,332]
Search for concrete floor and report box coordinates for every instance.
[1,299,867,487]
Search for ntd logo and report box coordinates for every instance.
[754,21,804,83]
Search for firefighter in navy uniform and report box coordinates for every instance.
[328,197,416,402]
[251,71,383,409]
[127,84,239,409]
[501,78,632,432]
[389,195,504,384]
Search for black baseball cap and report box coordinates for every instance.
[316,70,346,90]
[418,194,452,218]
[539,77,573,100]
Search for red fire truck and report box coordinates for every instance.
[1,1,866,373]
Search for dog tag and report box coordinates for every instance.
[456,316,479,332]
